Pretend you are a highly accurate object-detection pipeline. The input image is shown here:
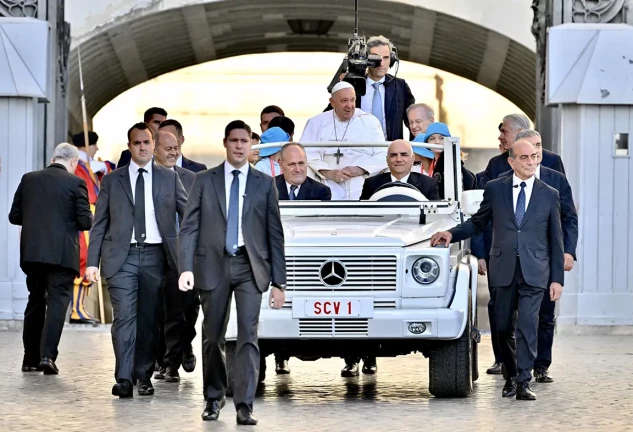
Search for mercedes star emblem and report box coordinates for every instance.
[319,259,347,287]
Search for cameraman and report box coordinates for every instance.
[328,35,415,141]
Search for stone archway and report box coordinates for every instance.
[67,0,536,132]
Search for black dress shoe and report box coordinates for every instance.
[534,368,554,383]
[164,367,180,383]
[362,360,377,375]
[21,365,43,372]
[39,357,59,375]
[486,362,503,375]
[138,379,154,396]
[202,398,226,421]
[154,366,166,380]
[182,353,196,373]
[69,318,97,325]
[275,359,291,374]
[341,363,359,377]
[502,377,517,397]
[112,379,134,398]
[236,407,258,426]
[516,382,536,400]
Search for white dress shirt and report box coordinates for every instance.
[286,181,300,198]
[361,76,386,135]
[224,161,249,247]
[512,174,536,212]
[391,173,411,184]
[129,160,162,244]
[535,164,541,179]
[176,155,183,168]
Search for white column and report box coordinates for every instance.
[0,97,37,319]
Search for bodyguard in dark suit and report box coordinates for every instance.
[151,131,199,383]
[432,140,564,401]
[498,138,578,383]
[360,140,440,201]
[86,123,187,398]
[178,120,286,425]
[9,143,92,375]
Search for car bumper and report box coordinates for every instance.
[227,308,466,340]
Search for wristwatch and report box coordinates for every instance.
[272,282,286,291]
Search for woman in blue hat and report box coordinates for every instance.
[411,134,437,175]
[417,122,477,197]
[253,127,290,176]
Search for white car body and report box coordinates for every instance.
[225,138,481,398]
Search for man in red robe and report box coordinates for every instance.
[70,131,115,324]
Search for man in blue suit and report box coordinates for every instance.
[474,124,567,375]
[498,130,578,384]
[326,35,415,141]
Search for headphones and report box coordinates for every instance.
[389,45,399,69]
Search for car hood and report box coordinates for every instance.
[281,216,458,247]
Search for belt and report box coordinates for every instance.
[225,246,247,257]
[131,242,162,248]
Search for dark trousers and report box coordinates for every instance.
[485,257,514,364]
[22,264,75,365]
[491,257,544,383]
[201,253,262,410]
[107,245,165,383]
[533,294,556,370]
[163,269,200,369]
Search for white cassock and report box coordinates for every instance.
[301,108,387,200]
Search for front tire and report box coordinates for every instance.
[428,300,473,398]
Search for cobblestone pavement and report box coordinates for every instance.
[1,328,632,432]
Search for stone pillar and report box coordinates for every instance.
[0,17,51,321]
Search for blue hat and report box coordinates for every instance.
[411,134,435,158]
[424,122,451,140]
[258,127,289,157]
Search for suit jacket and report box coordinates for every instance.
[325,74,415,140]
[175,165,196,192]
[450,176,564,289]
[499,166,578,258]
[178,164,286,292]
[118,150,207,173]
[275,175,332,201]
[479,148,565,188]
[88,162,188,278]
[359,172,440,200]
[9,164,93,275]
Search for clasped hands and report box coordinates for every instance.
[319,166,366,183]
[178,271,285,309]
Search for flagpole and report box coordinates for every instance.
[77,47,106,325]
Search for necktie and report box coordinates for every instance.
[289,185,298,200]
[225,170,240,254]
[372,82,385,134]
[515,182,526,226]
[134,168,146,245]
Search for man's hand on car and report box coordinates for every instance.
[477,259,487,276]
[430,231,452,247]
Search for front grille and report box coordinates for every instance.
[286,255,398,292]
[298,319,369,336]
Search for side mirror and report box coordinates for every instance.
[461,190,483,216]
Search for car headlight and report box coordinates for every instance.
[412,257,440,284]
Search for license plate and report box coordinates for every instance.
[294,298,373,318]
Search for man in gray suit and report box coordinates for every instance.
[152,131,199,383]
[86,123,188,398]
[178,120,286,425]
[431,139,564,401]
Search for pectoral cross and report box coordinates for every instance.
[333,148,343,165]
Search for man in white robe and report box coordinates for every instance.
[300,81,388,200]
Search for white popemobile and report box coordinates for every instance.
[225,137,483,398]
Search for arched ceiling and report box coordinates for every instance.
[67,0,536,130]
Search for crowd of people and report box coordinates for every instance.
[8,34,578,424]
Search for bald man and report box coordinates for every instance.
[359,139,440,200]
[153,130,198,382]
[431,139,564,401]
